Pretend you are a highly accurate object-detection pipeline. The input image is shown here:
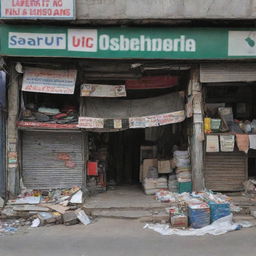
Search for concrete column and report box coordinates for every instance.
[7,64,20,198]
[190,68,205,191]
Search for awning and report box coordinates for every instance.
[79,92,185,129]
[126,76,178,90]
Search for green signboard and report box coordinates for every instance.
[1,24,256,59]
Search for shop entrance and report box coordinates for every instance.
[204,84,256,191]
[87,121,188,194]
[83,68,191,195]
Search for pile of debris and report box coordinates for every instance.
[141,150,193,195]
[154,190,238,229]
[0,219,30,235]
[1,186,91,228]
[142,190,256,236]
[244,179,256,194]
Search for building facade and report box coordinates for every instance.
[1,0,256,198]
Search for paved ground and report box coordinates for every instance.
[84,185,163,209]
[1,218,256,256]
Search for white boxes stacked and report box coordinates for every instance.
[156,177,168,189]
[168,174,178,192]
[174,150,192,183]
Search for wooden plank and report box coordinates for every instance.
[41,204,70,214]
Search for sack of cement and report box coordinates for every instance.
[173,150,190,159]
[144,189,159,195]
[143,178,158,195]
[168,180,178,192]
[177,171,192,182]
[143,178,157,189]
[158,160,173,174]
[173,150,191,168]
[156,177,168,189]
[146,166,158,179]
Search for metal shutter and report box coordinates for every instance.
[22,131,84,189]
[200,63,256,83]
[204,152,247,191]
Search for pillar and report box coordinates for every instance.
[7,64,20,198]
[190,68,205,191]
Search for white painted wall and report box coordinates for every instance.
[76,0,256,20]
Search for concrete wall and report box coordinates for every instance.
[76,0,256,20]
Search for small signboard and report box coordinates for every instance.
[22,68,77,94]
[81,84,126,97]
[78,117,104,129]
[129,110,185,128]
[0,0,76,20]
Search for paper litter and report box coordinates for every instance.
[31,218,40,228]
[144,214,253,236]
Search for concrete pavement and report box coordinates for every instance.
[0,218,256,256]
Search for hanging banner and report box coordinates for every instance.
[22,68,77,94]
[81,84,126,97]
[0,0,76,20]
[78,117,104,129]
[78,111,185,129]
[157,111,185,126]
[129,110,185,128]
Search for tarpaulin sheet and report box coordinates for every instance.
[79,92,185,129]
[82,92,184,119]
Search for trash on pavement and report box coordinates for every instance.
[0,186,90,229]
[31,218,40,228]
[75,209,91,225]
[144,214,253,236]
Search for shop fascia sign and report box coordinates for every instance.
[2,25,256,59]
[0,0,76,20]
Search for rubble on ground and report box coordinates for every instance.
[0,218,30,235]
[143,190,255,236]
[0,186,91,231]
[244,179,256,194]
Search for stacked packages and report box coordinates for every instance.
[168,174,178,192]
[143,166,168,195]
[174,150,192,193]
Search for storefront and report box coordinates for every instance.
[2,24,256,197]
[201,63,256,191]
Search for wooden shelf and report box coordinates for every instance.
[17,121,80,131]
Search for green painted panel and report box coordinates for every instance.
[0,25,256,59]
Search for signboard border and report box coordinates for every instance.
[1,25,256,59]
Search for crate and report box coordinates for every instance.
[188,204,210,229]
[178,182,192,193]
[208,202,231,223]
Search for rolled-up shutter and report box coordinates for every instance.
[204,152,247,191]
[200,63,256,83]
[22,131,84,189]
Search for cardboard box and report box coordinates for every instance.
[158,160,171,174]
[170,215,188,228]
[142,159,158,180]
